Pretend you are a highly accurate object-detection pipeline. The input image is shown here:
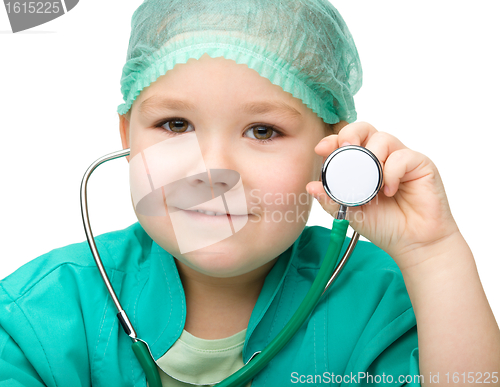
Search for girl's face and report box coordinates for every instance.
[119,54,337,278]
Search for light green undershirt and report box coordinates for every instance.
[154,328,252,387]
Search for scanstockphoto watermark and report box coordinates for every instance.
[248,189,381,223]
[290,371,499,384]
[291,372,423,384]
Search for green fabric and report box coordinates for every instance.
[117,0,362,124]
[155,328,250,386]
[0,222,420,386]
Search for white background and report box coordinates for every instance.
[1,1,499,324]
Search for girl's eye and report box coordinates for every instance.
[158,119,194,133]
[244,125,279,143]
[156,119,280,144]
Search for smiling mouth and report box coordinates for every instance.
[186,209,228,216]
[176,207,249,217]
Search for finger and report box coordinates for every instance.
[314,121,378,158]
[364,131,407,166]
[383,148,427,197]
[336,121,379,148]
[306,180,327,197]
[306,181,340,216]
[314,134,339,157]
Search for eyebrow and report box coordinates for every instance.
[139,96,302,118]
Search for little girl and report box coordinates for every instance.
[1,0,499,386]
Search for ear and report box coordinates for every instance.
[118,113,131,162]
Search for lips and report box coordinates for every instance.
[188,209,227,216]
[179,206,227,215]
[175,206,249,216]
[180,209,250,225]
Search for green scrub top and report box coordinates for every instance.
[0,222,421,386]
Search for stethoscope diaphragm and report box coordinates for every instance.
[321,145,383,208]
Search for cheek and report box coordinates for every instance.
[134,211,179,261]
[248,151,319,216]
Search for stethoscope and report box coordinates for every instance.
[80,144,383,387]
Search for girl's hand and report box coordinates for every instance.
[306,121,461,270]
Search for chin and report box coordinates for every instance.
[177,249,258,278]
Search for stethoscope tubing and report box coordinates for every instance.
[80,148,358,387]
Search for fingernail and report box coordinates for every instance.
[341,141,351,147]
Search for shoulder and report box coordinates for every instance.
[0,222,151,301]
[265,225,418,376]
[0,223,152,385]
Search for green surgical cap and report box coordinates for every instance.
[118,0,362,124]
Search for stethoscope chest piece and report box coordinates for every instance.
[321,145,383,207]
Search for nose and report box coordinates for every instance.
[198,134,234,169]
[165,131,250,216]
[207,169,240,196]
[186,134,240,196]
[184,169,240,197]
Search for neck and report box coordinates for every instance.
[174,257,278,339]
